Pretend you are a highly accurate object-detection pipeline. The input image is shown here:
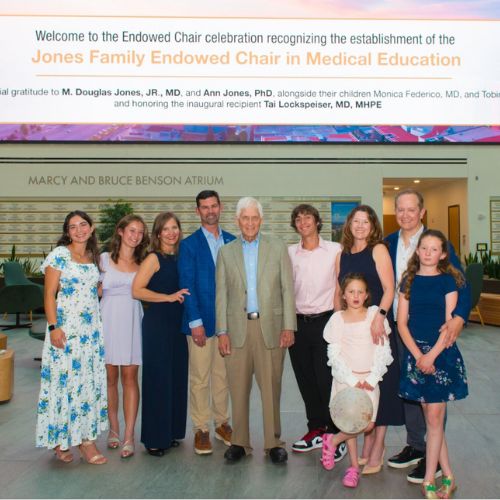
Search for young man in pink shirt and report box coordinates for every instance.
[288,204,346,462]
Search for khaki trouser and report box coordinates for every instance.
[225,319,285,453]
[188,335,229,432]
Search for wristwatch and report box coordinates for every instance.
[48,324,57,332]
[378,308,387,316]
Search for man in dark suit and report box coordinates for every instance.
[216,197,296,464]
[385,188,471,483]
[178,190,236,455]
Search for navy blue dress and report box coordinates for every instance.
[399,274,468,403]
[339,246,404,426]
[141,253,188,449]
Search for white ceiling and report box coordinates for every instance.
[382,178,464,195]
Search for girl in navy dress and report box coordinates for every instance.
[397,229,467,499]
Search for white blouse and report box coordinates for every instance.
[324,305,393,388]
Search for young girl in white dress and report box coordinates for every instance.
[322,273,393,488]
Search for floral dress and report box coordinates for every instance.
[36,246,108,449]
[399,273,468,403]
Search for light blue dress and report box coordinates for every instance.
[100,252,143,366]
[36,246,108,449]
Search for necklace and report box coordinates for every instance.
[70,249,88,262]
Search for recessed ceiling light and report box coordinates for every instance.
[413,179,421,184]
[394,186,400,191]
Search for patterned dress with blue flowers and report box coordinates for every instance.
[36,246,108,449]
[399,273,468,403]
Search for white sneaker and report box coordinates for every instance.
[291,429,324,453]
[334,442,348,462]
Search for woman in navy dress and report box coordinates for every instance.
[132,212,190,456]
[334,205,404,474]
[398,229,467,498]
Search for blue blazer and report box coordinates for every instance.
[178,228,236,337]
[385,229,471,322]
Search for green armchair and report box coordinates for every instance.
[1,262,44,330]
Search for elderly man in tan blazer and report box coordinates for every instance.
[216,197,296,464]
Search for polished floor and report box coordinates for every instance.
[1,317,499,499]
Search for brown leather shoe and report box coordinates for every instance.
[215,422,232,446]
[194,430,212,455]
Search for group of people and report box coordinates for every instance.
[35,188,470,499]
[288,193,469,498]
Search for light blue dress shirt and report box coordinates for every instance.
[241,235,260,314]
[201,226,225,265]
[188,226,226,329]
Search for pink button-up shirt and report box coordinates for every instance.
[288,237,342,315]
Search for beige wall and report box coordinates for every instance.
[468,151,500,255]
[383,194,396,215]
[0,143,498,257]
[420,180,468,253]
[383,179,469,253]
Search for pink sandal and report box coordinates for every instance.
[343,466,361,488]
[320,433,336,471]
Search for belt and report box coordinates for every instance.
[247,312,260,320]
[296,310,333,322]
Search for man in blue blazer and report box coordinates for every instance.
[178,190,236,455]
[385,189,471,484]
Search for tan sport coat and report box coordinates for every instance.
[216,233,296,349]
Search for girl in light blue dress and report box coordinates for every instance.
[100,214,149,458]
[36,210,108,465]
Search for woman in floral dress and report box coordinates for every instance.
[36,210,108,465]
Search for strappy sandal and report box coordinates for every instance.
[343,466,360,488]
[54,446,74,463]
[437,475,457,499]
[79,440,107,465]
[422,481,439,499]
[107,429,120,450]
[120,439,135,459]
[358,456,368,466]
[320,433,336,471]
